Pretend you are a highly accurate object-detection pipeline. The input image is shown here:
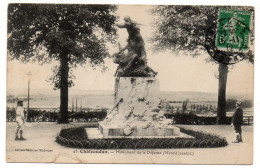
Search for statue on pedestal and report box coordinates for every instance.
[98,16,180,138]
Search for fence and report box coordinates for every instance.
[6,107,108,122]
[6,104,253,125]
[160,101,217,113]
[243,116,254,125]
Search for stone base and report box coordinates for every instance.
[102,77,181,139]
[99,121,180,138]
[113,77,160,118]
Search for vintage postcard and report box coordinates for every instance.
[6,4,254,164]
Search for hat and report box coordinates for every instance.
[236,101,242,106]
[17,100,23,106]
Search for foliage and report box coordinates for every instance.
[226,99,253,111]
[27,110,59,122]
[179,127,226,140]
[150,5,254,63]
[170,112,199,124]
[56,125,228,148]
[69,111,107,121]
[165,112,248,125]
[8,4,118,89]
[59,126,88,140]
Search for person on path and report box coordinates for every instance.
[231,101,244,143]
[15,100,26,140]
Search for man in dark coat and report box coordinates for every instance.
[231,101,244,143]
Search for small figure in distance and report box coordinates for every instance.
[231,101,244,143]
[15,100,26,141]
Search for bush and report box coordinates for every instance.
[172,112,198,125]
[58,126,88,140]
[226,99,253,111]
[166,112,235,125]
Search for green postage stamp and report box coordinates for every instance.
[216,9,252,52]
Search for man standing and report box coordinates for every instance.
[15,100,26,140]
[231,101,244,143]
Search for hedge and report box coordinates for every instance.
[56,125,228,149]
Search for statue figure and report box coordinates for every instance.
[116,16,147,60]
[113,16,157,77]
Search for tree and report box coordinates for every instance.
[151,6,254,124]
[8,4,118,123]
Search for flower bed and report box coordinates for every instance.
[56,125,228,149]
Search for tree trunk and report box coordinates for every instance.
[58,50,69,123]
[216,63,228,124]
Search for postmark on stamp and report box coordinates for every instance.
[205,9,252,65]
[216,9,251,52]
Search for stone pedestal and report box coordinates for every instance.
[114,77,160,119]
[99,77,180,138]
[99,122,180,138]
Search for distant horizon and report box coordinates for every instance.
[7,87,254,94]
[6,88,253,100]
[6,88,253,109]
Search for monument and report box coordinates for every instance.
[98,16,180,138]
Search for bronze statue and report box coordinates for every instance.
[113,16,157,77]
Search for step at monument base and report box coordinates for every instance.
[98,121,180,138]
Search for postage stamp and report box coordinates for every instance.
[205,8,253,65]
[216,9,252,52]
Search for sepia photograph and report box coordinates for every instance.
[5,2,255,164]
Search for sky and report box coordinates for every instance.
[6,5,254,96]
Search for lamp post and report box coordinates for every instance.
[27,71,32,121]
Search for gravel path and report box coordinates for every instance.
[6,122,253,164]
